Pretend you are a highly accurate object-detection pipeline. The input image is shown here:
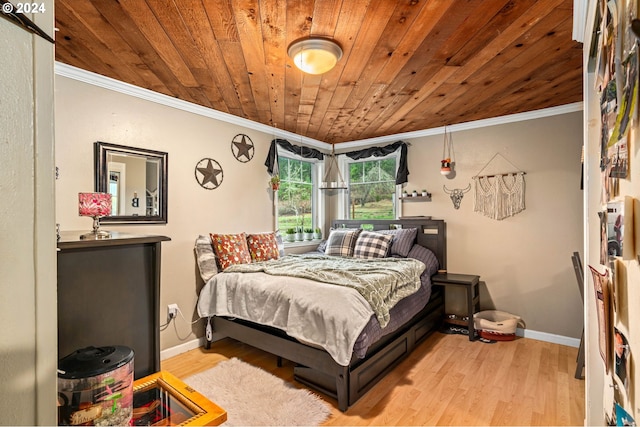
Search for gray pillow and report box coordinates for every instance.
[194,235,218,282]
[378,228,418,257]
[274,230,285,257]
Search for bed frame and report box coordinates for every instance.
[204,218,446,411]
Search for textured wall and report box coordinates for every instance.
[0,1,57,424]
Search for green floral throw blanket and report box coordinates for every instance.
[226,254,425,328]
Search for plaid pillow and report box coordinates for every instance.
[324,229,362,257]
[378,228,418,257]
[353,231,394,259]
[210,233,252,270]
[246,232,280,262]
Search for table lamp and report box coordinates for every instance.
[79,192,112,239]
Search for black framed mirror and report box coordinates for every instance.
[95,141,168,224]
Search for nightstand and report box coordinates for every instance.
[432,273,481,341]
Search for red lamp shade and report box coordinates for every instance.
[78,192,112,217]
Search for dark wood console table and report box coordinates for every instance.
[57,232,170,379]
[432,273,480,341]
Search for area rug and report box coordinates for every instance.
[184,357,332,426]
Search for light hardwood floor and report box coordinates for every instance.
[161,332,585,426]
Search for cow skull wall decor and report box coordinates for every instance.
[443,184,471,209]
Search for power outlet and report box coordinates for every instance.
[167,304,178,322]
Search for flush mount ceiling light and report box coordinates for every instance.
[288,37,343,75]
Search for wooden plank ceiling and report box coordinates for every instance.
[54,0,583,144]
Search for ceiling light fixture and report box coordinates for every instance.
[288,37,343,75]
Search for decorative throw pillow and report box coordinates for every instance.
[194,235,218,282]
[378,228,418,257]
[209,233,252,270]
[353,231,394,259]
[246,232,280,262]
[324,229,362,257]
[274,230,285,257]
[316,239,328,253]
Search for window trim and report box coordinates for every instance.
[275,149,323,235]
[338,151,401,220]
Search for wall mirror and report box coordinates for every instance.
[95,141,168,224]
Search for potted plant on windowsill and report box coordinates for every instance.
[304,228,314,241]
[285,228,296,242]
[295,226,303,242]
[313,227,322,240]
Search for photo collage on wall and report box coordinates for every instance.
[593,0,639,424]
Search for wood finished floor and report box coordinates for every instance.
[161,332,585,426]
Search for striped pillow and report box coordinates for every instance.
[353,231,393,259]
[325,229,362,257]
[378,228,418,257]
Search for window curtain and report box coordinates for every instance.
[343,141,409,185]
[265,138,408,185]
[264,138,324,175]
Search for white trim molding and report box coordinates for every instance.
[516,327,581,348]
[55,62,583,151]
[54,62,328,150]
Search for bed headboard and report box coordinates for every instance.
[331,218,447,271]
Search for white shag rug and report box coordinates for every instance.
[184,357,332,426]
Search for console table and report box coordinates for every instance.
[57,232,170,379]
[432,273,481,341]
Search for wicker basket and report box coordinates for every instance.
[474,310,521,341]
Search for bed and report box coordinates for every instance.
[197,218,446,411]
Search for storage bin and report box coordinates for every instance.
[474,310,521,341]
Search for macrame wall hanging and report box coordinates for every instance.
[472,153,526,220]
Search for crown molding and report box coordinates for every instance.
[338,102,584,150]
[55,62,582,151]
[54,62,330,150]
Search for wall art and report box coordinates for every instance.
[195,158,223,190]
[231,134,254,163]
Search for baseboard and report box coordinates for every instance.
[160,337,205,361]
[160,333,226,361]
[516,328,580,348]
[160,329,579,362]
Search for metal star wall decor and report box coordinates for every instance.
[195,158,223,190]
[231,133,254,163]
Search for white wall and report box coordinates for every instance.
[55,75,277,351]
[0,1,57,424]
[377,113,585,339]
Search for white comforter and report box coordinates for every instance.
[197,271,375,366]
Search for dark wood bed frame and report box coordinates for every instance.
[204,218,446,411]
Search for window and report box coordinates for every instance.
[347,157,398,220]
[277,156,316,232]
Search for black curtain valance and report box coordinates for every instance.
[265,138,408,185]
[344,141,409,185]
[265,138,324,175]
